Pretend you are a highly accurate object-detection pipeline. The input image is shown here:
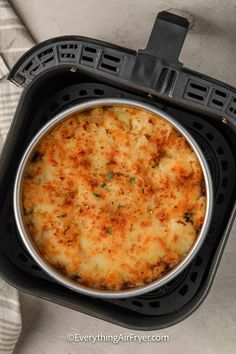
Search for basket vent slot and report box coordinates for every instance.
[190,272,197,283]
[61,53,75,59]
[221,160,228,171]
[221,177,228,188]
[36,48,56,67]
[217,194,224,204]
[156,68,177,95]
[31,264,41,271]
[61,44,78,49]
[132,300,143,308]
[81,55,93,63]
[217,147,224,155]
[80,46,99,67]
[184,80,209,103]
[206,132,214,141]
[187,92,204,101]
[156,68,169,92]
[103,53,121,63]
[212,99,223,107]
[58,42,80,63]
[38,48,53,57]
[192,122,203,130]
[79,90,88,96]
[98,51,123,75]
[179,284,189,296]
[149,301,160,308]
[23,58,40,75]
[84,46,97,53]
[94,88,105,96]
[227,97,236,117]
[189,82,207,92]
[100,62,117,72]
[209,89,229,111]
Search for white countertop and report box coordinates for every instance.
[8,1,236,353]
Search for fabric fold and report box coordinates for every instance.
[0,0,35,352]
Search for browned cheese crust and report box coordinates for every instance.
[22,106,206,290]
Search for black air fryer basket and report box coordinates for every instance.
[0,11,235,330]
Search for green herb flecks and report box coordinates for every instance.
[100,182,107,188]
[105,226,112,234]
[130,177,136,184]
[93,192,100,199]
[142,188,145,193]
[107,172,114,180]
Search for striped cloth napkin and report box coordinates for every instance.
[0,0,35,352]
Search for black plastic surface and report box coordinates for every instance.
[142,11,189,63]
[0,76,235,329]
[1,10,236,330]
[8,14,236,128]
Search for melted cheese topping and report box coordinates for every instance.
[22,106,206,291]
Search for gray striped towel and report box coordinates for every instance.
[0,0,35,352]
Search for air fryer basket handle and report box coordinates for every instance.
[144,11,189,64]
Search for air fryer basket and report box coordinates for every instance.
[0,11,235,330]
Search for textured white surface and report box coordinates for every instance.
[7,1,236,353]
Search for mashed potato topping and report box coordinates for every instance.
[22,106,206,290]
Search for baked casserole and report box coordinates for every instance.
[22,105,206,291]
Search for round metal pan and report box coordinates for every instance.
[13,98,214,298]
